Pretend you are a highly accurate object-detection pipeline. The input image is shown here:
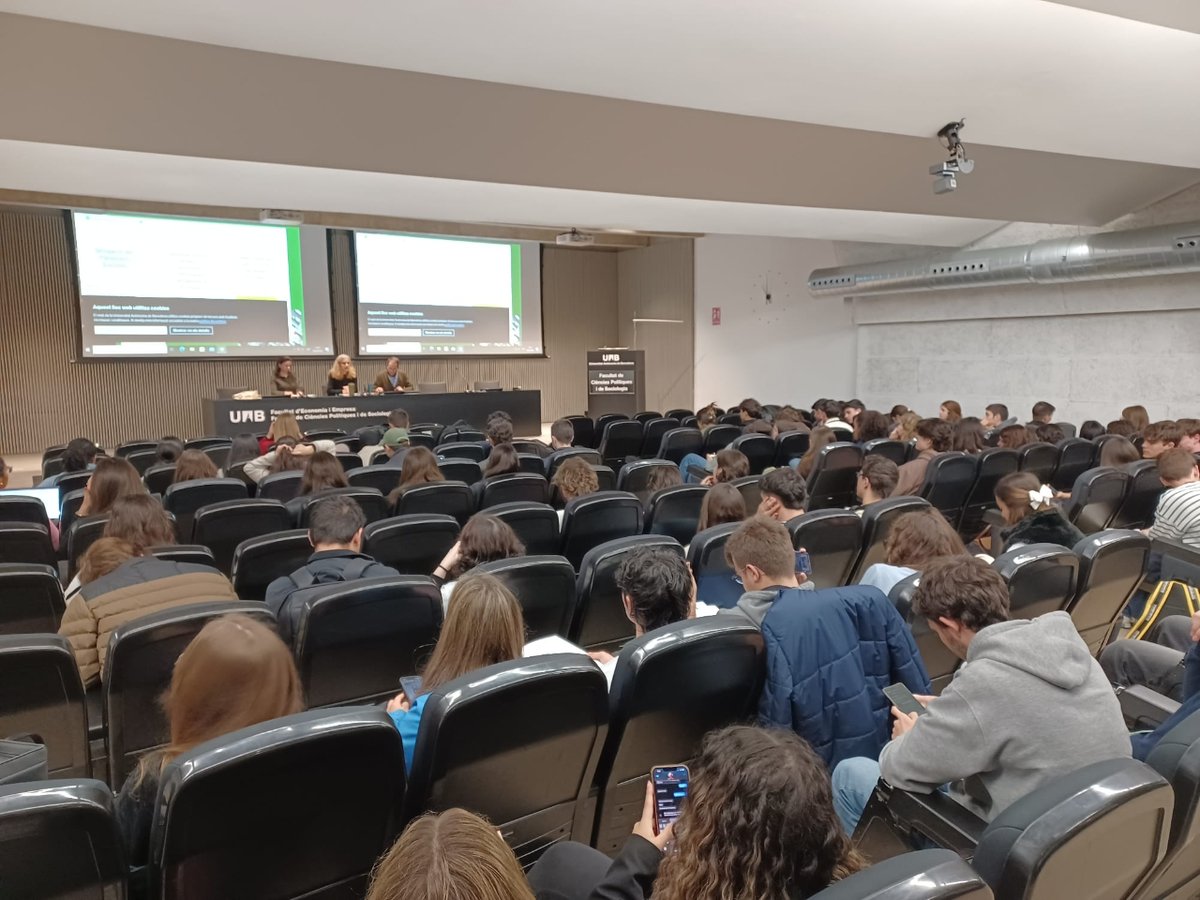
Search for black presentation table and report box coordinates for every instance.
[201,390,542,438]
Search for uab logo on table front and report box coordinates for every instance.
[229,410,266,424]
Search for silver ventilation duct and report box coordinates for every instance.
[807,220,1200,297]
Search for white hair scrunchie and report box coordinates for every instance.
[1028,484,1055,511]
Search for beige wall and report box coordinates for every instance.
[0,206,640,453]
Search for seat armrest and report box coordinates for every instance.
[854,780,987,860]
[1118,684,1180,729]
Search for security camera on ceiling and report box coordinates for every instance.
[556,228,595,246]
[930,119,974,195]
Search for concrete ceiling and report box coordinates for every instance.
[1045,0,1200,35]
[0,2,1198,243]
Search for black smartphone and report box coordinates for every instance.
[399,676,423,706]
[795,549,812,577]
[651,764,690,835]
[883,682,925,717]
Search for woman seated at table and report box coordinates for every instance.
[272,356,303,396]
[326,354,358,396]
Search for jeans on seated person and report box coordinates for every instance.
[677,452,709,484]
[832,756,882,834]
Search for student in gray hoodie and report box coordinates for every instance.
[719,516,814,628]
[832,554,1130,833]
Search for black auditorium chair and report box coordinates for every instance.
[59,488,87,535]
[665,408,693,421]
[406,433,437,450]
[0,495,50,528]
[439,427,485,444]
[0,522,56,568]
[863,438,908,467]
[163,477,248,541]
[1053,421,1078,439]
[400,656,608,866]
[0,563,65,634]
[717,413,743,427]
[890,573,958,693]
[0,779,128,899]
[475,556,578,641]
[1135,710,1200,899]
[560,492,643,570]
[993,543,1079,619]
[288,576,443,706]
[394,481,476,526]
[639,418,678,457]
[633,411,661,425]
[149,708,405,900]
[957,447,1019,540]
[1018,441,1060,484]
[437,441,487,462]
[688,522,742,609]
[105,601,275,790]
[226,462,255,494]
[587,618,765,852]
[57,471,94,495]
[361,514,459,575]
[919,452,978,525]
[150,545,217,567]
[680,416,700,428]
[41,444,67,476]
[124,449,159,476]
[848,497,931,584]
[0,634,90,777]
[701,424,741,454]
[565,415,595,450]
[1052,437,1095,492]
[1065,467,1131,533]
[806,443,865,510]
[201,443,233,470]
[346,465,400,494]
[231,530,314,602]
[116,440,156,457]
[513,440,547,456]
[438,458,484,486]
[728,434,775,475]
[546,447,602,479]
[617,459,679,501]
[786,509,862,589]
[1092,433,1126,465]
[591,465,617,493]
[64,516,108,578]
[655,427,703,465]
[192,498,292,575]
[142,463,176,495]
[479,473,549,509]
[185,436,231,453]
[593,414,625,447]
[410,423,444,443]
[1112,459,1167,530]
[335,452,363,473]
[1068,529,1151,656]
[296,488,389,527]
[516,453,545,475]
[256,470,305,502]
[642,485,706,545]
[597,420,644,470]
[730,474,762,513]
[809,849,991,900]
[571,535,684,651]
[486,502,561,555]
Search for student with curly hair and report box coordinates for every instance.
[528,725,864,900]
[551,456,599,516]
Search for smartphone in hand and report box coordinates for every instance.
[651,765,690,835]
[399,676,423,706]
[883,682,925,718]
[795,549,812,577]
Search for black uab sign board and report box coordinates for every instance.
[587,349,645,418]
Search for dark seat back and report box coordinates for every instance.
[257,470,305,502]
[59,488,87,534]
[474,556,578,640]
[346,466,400,494]
[973,759,1172,900]
[565,416,595,450]
[890,574,958,693]
[617,459,680,502]
[1139,709,1200,900]
[143,463,177,496]
[123,449,159,476]
[296,488,388,527]
[164,477,248,540]
[560,492,643,569]
[571,535,684,650]
[57,471,94,495]
[438,458,483,485]
[1018,442,1061,484]
[150,545,217,567]
[362,514,459,575]
[0,495,49,529]
[849,497,931,584]
[66,515,111,579]
[656,428,703,464]
[993,543,1079,620]
[516,453,545,475]
[701,424,741,454]
[863,439,908,466]
[774,431,811,468]
[0,634,90,777]
[0,523,55,568]
[485,502,561,555]
[1052,438,1095,492]
[290,576,443,707]
[230,530,314,602]
[728,434,775,475]
[1112,460,1167,530]
[0,779,127,898]
[1066,467,1131,534]
[593,414,625,446]
[0,563,66,634]
[439,428,485,444]
[806,443,865,510]
[1069,530,1152,656]
[730,474,762,513]
[192,498,293,575]
[919,452,978,525]
[480,473,549,509]
[105,601,275,789]
[958,447,1020,539]
[643,485,707,545]
[639,418,678,457]
[402,657,608,866]
[394,481,476,526]
[589,618,765,852]
[546,447,602,479]
[786,509,863,589]
[809,849,991,899]
[688,521,742,609]
[591,465,616,493]
[632,411,661,425]
[597,421,644,469]
[437,442,486,462]
[150,708,405,900]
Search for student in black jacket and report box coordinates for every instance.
[994,471,1084,553]
[527,726,865,900]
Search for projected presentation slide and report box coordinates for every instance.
[354,232,543,357]
[72,212,334,358]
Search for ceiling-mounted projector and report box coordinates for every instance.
[259,209,304,225]
[556,228,595,246]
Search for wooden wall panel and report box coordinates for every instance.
[0,208,623,453]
